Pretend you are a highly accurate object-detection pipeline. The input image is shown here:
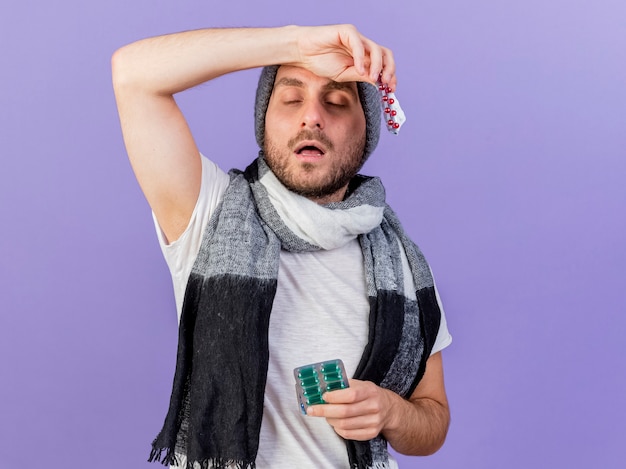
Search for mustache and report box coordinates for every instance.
[288,129,334,152]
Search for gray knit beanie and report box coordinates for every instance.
[254,65,381,161]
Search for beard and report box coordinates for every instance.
[263,129,366,200]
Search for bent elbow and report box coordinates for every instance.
[111,46,133,91]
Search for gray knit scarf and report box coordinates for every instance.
[149,156,441,469]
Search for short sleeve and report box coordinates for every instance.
[152,154,229,318]
[430,283,452,355]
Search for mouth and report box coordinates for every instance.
[294,141,326,158]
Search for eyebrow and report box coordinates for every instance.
[274,77,305,89]
[274,77,359,99]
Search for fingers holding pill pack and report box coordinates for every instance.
[293,359,349,415]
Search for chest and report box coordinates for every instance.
[268,240,370,379]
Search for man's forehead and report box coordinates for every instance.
[273,66,359,97]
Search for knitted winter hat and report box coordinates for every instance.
[254,65,381,161]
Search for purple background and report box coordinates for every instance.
[1,1,625,467]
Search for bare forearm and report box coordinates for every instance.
[315,353,450,455]
[111,26,299,95]
[383,392,450,456]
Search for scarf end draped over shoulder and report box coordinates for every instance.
[149,156,441,469]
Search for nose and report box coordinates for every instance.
[300,99,325,130]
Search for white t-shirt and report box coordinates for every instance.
[154,155,452,469]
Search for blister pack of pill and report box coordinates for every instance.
[293,359,349,415]
[377,77,406,135]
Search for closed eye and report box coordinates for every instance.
[323,91,352,108]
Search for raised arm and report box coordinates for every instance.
[111,25,396,242]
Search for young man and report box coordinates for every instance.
[112,24,452,469]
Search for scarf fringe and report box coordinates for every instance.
[148,445,178,466]
[187,459,255,469]
[350,463,390,469]
[148,446,255,469]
